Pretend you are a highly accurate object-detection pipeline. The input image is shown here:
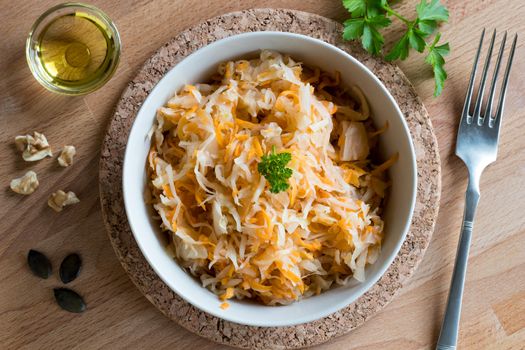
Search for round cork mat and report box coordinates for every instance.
[99,8,441,349]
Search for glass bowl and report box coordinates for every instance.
[26,2,121,95]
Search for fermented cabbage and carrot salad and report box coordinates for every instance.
[147,51,395,306]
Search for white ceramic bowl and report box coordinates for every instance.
[123,32,417,327]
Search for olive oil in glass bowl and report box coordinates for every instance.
[26,3,121,95]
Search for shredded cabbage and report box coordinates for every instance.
[147,51,394,305]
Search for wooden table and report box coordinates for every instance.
[1,1,524,349]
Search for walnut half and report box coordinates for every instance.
[48,190,80,212]
[15,132,53,162]
[58,145,76,167]
[10,171,39,195]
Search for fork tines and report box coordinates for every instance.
[462,29,518,129]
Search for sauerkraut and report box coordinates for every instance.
[147,50,394,305]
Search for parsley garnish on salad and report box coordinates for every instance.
[258,146,293,194]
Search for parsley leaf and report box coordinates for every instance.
[362,15,391,55]
[366,0,388,16]
[257,147,293,194]
[343,18,365,40]
[408,28,427,52]
[416,0,449,22]
[385,32,409,61]
[417,20,437,37]
[426,34,450,96]
[343,0,391,55]
[415,0,448,39]
[342,0,451,96]
[386,27,425,61]
[343,0,366,17]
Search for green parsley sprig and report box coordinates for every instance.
[342,0,450,96]
[257,146,293,194]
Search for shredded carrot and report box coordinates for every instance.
[220,287,234,301]
[235,118,258,129]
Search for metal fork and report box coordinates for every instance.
[436,29,517,350]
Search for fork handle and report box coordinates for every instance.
[436,180,480,350]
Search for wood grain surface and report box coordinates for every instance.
[1,1,524,349]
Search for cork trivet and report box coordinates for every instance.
[99,8,441,349]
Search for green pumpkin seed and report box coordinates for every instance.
[60,253,81,284]
[27,249,52,279]
[53,288,86,313]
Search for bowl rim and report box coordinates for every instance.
[122,31,417,327]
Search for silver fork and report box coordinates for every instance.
[436,29,517,350]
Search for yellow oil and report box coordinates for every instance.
[36,13,115,86]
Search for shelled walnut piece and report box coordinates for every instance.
[15,132,53,161]
[48,190,80,212]
[10,171,39,195]
[58,145,76,167]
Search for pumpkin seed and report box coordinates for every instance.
[27,249,52,279]
[53,288,86,313]
[59,253,81,283]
